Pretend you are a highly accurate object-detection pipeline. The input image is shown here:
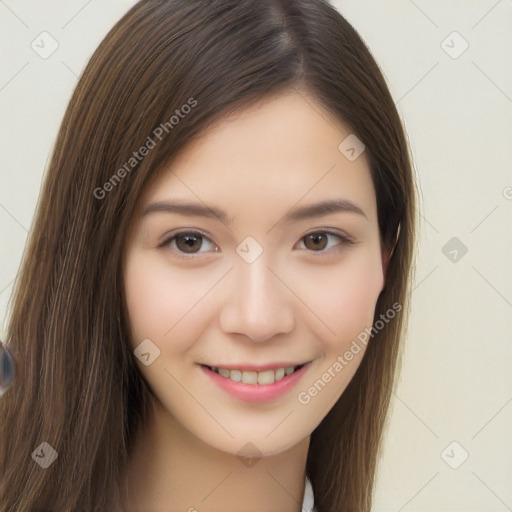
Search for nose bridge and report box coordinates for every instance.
[220,250,295,342]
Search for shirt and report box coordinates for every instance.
[302,476,316,512]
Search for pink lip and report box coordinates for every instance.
[200,363,311,403]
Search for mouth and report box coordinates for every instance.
[200,361,311,402]
[200,363,307,386]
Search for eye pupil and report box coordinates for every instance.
[304,233,328,251]
[177,233,202,253]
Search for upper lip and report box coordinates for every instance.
[201,362,309,372]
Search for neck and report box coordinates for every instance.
[120,399,310,512]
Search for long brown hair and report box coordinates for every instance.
[0,1,417,510]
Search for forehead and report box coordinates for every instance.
[139,90,377,226]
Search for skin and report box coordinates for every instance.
[121,89,390,512]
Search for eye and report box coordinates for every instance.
[159,229,354,259]
[296,230,354,254]
[159,230,218,259]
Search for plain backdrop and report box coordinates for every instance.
[1,1,511,510]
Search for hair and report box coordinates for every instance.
[0,1,417,511]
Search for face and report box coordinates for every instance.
[123,89,387,458]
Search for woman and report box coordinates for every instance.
[0,0,417,510]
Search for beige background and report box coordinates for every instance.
[1,1,511,510]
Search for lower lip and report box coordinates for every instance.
[201,364,310,403]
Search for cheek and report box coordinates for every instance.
[123,251,210,349]
[338,255,383,326]
[294,249,384,344]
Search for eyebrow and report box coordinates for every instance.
[141,198,367,225]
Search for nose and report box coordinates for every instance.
[219,255,295,343]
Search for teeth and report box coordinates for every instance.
[230,369,242,382]
[218,368,230,378]
[210,365,302,385]
[257,369,275,385]
[242,371,258,384]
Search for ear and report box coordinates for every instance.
[380,222,400,290]
[381,249,391,282]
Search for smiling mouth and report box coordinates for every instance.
[201,364,306,385]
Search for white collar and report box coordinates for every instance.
[302,476,315,512]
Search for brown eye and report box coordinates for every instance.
[298,231,354,254]
[159,231,218,258]
[303,233,329,251]
[175,233,203,254]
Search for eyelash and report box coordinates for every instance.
[158,229,355,260]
